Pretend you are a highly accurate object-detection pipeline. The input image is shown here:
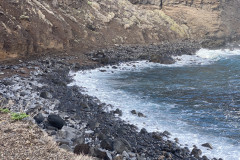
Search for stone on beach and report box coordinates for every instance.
[40,91,53,99]
[34,113,44,124]
[201,143,213,149]
[191,147,202,158]
[47,114,65,129]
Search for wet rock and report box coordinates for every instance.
[131,110,137,114]
[113,138,132,153]
[113,108,122,116]
[174,138,179,143]
[47,114,65,129]
[101,139,114,151]
[150,55,175,64]
[202,155,209,160]
[137,112,146,117]
[100,69,107,72]
[34,113,44,124]
[74,144,90,155]
[184,147,190,153]
[40,91,52,99]
[201,143,213,149]
[140,128,148,134]
[162,131,171,137]
[152,132,163,141]
[191,147,202,158]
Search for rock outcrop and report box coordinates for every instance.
[0,0,239,60]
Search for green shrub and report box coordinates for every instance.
[87,1,92,5]
[0,108,10,113]
[11,112,29,120]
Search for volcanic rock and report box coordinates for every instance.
[47,114,65,129]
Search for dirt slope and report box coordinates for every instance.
[0,0,239,60]
[0,112,92,160]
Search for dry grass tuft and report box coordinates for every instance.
[0,112,92,160]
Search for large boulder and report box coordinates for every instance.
[74,144,90,155]
[191,147,202,158]
[34,113,44,124]
[47,114,65,129]
[150,54,175,64]
[201,143,213,149]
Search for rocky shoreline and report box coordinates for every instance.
[0,42,222,160]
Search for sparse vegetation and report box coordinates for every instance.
[159,11,187,37]
[19,15,30,21]
[0,108,10,113]
[11,112,29,121]
[0,108,29,120]
[0,113,92,160]
[87,1,92,5]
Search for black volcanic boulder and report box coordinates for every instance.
[47,114,65,129]
[191,147,202,158]
[40,91,52,99]
[150,54,175,64]
[34,113,44,124]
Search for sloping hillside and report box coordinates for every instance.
[0,111,92,160]
[0,0,239,60]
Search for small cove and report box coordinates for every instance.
[70,48,240,159]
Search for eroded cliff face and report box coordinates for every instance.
[0,0,239,60]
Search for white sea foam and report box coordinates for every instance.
[69,48,240,160]
[173,48,240,66]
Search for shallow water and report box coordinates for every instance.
[70,48,240,160]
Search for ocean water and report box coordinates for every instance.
[69,48,240,160]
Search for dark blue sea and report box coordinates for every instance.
[70,48,240,159]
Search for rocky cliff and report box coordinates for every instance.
[0,0,239,60]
